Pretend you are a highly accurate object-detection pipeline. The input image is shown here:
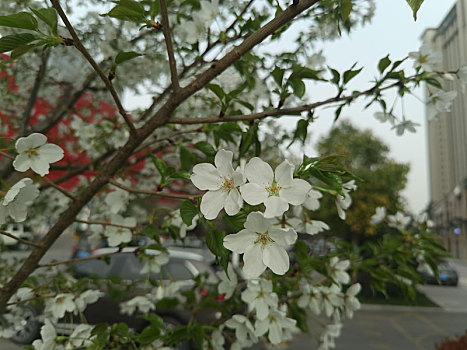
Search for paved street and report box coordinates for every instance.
[2,241,467,349]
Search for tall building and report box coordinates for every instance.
[424,0,467,258]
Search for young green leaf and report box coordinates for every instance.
[271,66,285,86]
[104,0,146,22]
[180,200,198,226]
[115,51,143,65]
[378,55,391,74]
[206,83,225,100]
[405,0,424,20]
[0,33,37,53]
[343,66,363,84]
[150,154,167,178]
[30,8,58,35]
[194,141,216,157]
[0,12,38,31]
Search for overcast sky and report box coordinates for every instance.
[299,0,457,214]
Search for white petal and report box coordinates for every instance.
[243,244,267,278]
[269,227,297,246]
[200,190,228,220]
[244,157,273,185]
[30,157,50,176]
[224,229,257,254]
[274,160,294,188]
[263,243,289,275]
[224,189,242,216]
[12,153,30,172]
[240,183,268,205]
[15,133,46,152]
[214,149,234,177]
[191,163,222,190]
[254,319,269,337]
[280,179,311,205]
[268,320,283,344]
[244,212,271,234]
[37,143,64,163]
[264,196,289,218]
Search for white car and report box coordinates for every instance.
[0,223,35,248]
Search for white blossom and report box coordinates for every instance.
[191,149,245,220]
[13,133,64,176]
[75,290,103,314]
[66,324,94,350]
[217,263,238,299]
[290,206,329,235]
[392,118,419,136]
[224,315,257,348]
[342,283,361,318]
[32,319,61,350]
[303,188,323,211]
[320,285,344,318]
[408,44,442,72]
[0,178,39,224]
[388,211,411,230]
[45,293,76,320]
[373,111,396,125]
[335,180,357,220]
[140,252,170,274]
[329,257,350,285]
[104,183,130,214]
[104,215,136,247]
[370,206,386,225]
[428,90,457,113]
[223,212,297,278]
[297,280,321,315]
[240,158,311,218]
[317,322,343,350]
[254,308,297,345]
[120,296,155,316]
[241,279,278,320]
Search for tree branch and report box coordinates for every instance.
[74,219,135,230]
[50,0,138,138]
[19,51,49,137]
[0,231,41,248]
[37,250,123,268]
[109,180,200,200]
[160,0,180,91]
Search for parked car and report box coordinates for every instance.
[9,247,220,348]
[0,223,35,250]
[419,259,459,286]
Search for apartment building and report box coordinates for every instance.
[423,0,467,258]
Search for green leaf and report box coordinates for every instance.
[343,66,363,84]
[170,171,191,180]
[0,12,38,31]
[288,118,309,147]
[10,43,38,60]
[105,0,146,22]
[150,155,167,178]
[341,0,353,21]
[179,146,194,170]
[180,200,197,226]
[194,141,216,157]
[239,124,257,157]
[288,77,306,98]
[206,229,229,272]
[271,66,285,86]
[223,210,247,233]
[30,8,57,34]
[329,67,340,85]
[0,33,37,53]
[378,55,391,74]
[189,324,205,350]
[115,51,143,65]
[425,77,442,89]
[206,83,225,100]
[405,0,424,20]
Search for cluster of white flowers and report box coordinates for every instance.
[175,0,219,44]
[44,290,103,320]
[104,214,136,247]
[0,178,39,224]
[335,180,357,220]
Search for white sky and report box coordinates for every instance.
[295,0,457,214]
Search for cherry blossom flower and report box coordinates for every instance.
[121,296,155,315]
[241,279,278,320]
[370,206,386,225]
[105,183,130,214]
[408,44,442,72]
[388,211,411,230]
[209,329,225,350]
[428,90,457,113]
[191,149,245,220]
[303,188,323,211]
[254,308,297,345]
[373,111,396,125]
[392,118,420,136]
[104,215,136,247]
[297,280,321,315]
[66,324,94,350]
[240,158,311,218]
[320,285,344,317]
[223,212,297,278]
[329,257,350,285]
[46,293,76,320]
[289,206,329,235]
[0,178,39,224]
[13,133,64,176]
[32,319,60,350]
[166,209,197,238]
[217,263,238,299]
[224,315,257,349]
[317,322,343,350]
[74,290,103,314]
[140,252,170,274]
[335,180,357,220]
[342,283,361,318]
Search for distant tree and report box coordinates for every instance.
[315,121,410,243]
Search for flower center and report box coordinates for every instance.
[266,179,281,197]
[255,232,274,247]
[27,149,38,158]
[419,55,427,63]
[221,177,235,192]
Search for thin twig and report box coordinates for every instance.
[74,219,135,230]
[168,82,398,124]
[19,51,49,137]
[40,176,76,200]
[0,230,41,248]
[134,127,203,153]
[160,0,180,91]
[50,0,137,138]
[109,179,200,200]
[37,250,123,268]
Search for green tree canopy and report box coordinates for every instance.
[315,121,410,241]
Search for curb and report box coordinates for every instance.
[360,303,467,313]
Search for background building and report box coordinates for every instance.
[424,0,467,258]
